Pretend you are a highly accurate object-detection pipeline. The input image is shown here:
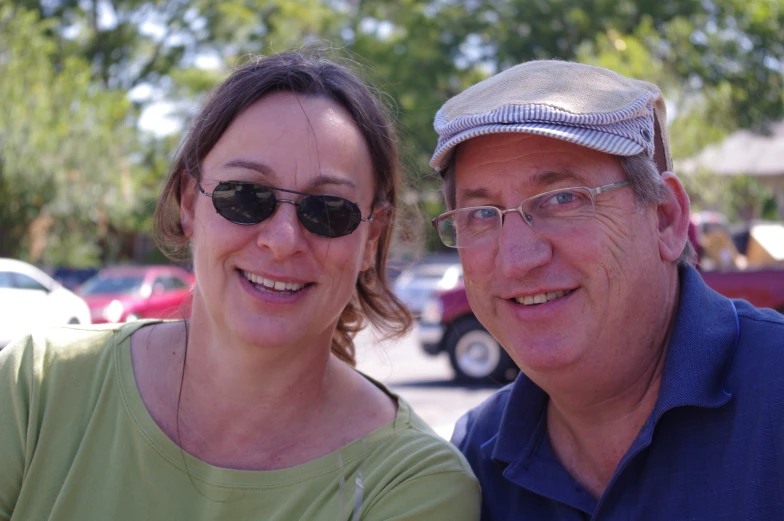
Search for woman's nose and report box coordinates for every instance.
[255,201,308,259]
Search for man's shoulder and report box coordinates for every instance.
[450,383,515,452]
[729,301,784,382]
[734,301,784,353]
[735,299,784,329]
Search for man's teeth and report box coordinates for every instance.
[514,290,569,306]
[242,271,305,292]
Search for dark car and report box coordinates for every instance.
[51,266,99,291]
[418,282,519,384]
[78,265,194,324]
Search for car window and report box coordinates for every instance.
[0,271,13,288]
[79,275,144,295]
[12,272,48,291]
[164,276,188,290]
[151,277,167,294]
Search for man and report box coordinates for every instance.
[430,60,784,519]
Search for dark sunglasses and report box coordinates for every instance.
[195,180,374,238]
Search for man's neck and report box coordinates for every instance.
[545,341,668,499]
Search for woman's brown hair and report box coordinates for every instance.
[153,52,412,364]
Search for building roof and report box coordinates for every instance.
[677,122,784,177]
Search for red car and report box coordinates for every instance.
[79,265,194,324]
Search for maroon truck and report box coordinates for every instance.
[418,257,784,385]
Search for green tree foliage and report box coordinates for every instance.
[0,2,140,265]
[4,0,784,262]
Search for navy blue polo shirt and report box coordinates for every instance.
[452,265,784,520]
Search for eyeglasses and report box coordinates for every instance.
[195,180,374,238]
[432,181,631,249]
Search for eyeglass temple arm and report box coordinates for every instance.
[184,167,214,198]
[592,180,631,195]
[195,183,214,198]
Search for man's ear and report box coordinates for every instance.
[656,172,691,262]
[180,173,197,240]
[360,207,386,272]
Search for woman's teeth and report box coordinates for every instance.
[242,271,305,292]
[514,289,571,306]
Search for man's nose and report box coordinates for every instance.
[495,210,552,278]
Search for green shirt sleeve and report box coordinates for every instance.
[361,470,481,521]
[0,335,36,520]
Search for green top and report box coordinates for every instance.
[0,322,480,521]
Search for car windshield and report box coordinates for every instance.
[79,275,145,296]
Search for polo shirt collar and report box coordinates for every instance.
[487,264,739,466]
[652,264,738,419]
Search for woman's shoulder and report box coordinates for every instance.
[0,321,157,389]
[353,390,481,520]
[355,379,476,481]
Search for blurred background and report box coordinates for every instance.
[2,0,783,271]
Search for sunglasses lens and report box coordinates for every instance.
[298,195,362,238]
[212,182,276,224]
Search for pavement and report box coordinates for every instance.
[354,325,502,440]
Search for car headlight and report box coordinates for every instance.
[421,298,443,324]
[103,299,124,323]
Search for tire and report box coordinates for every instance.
[445,316,517,384]
[67,318,80,324]
[125,313,140,322]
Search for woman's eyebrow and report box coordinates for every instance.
[307,173,358,190]
[219,160,357,190]
[220,159,278,183]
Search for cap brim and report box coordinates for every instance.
[430,123,645,171]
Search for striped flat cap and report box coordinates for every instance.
[430,60,672,174]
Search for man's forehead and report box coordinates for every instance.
[452,134,620,196]
[454,169,591,203]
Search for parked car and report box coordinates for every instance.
[418,285,518,384]
[51,266,99,292]
[392,253,463,317]
[78,265,194,324]
[0,258,92,348]
[419,222,784,385]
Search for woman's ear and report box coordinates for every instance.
[360,207,387,272]
[180,173,197,240]
[656,171,691,262]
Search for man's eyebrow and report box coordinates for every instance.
[531,170,590,187]
[457,170,590,205]
[457,187,492,203]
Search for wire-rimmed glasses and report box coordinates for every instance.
[432,181,631,249]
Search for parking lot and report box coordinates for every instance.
[355,325,504,440]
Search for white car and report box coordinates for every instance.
[0,258,92,348]
[392,254,463,317]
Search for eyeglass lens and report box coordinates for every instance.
[438,187,596,248]
[211,181,363,238]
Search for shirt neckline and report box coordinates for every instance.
[113,319,411,489]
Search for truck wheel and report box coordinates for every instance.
[445,317,517,384]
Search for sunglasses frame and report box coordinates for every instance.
[194,179,375,238]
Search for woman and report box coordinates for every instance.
[0,52,480,520]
